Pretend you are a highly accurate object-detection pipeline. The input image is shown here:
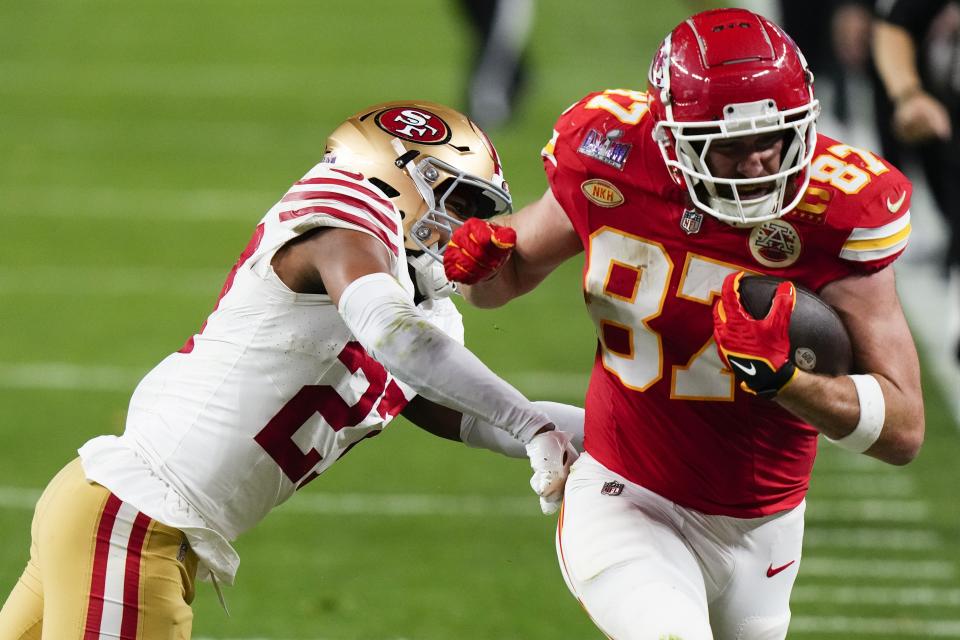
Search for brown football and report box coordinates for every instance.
[737,275,853,375]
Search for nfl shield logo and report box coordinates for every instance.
[601,481,624,496]
[680,209,703,235]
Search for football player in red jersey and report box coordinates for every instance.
[444,8,925,640]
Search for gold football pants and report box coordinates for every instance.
[0,458,199,640]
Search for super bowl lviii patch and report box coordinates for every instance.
[577,129,631,170]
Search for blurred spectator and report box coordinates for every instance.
[458,0,535,130]
[873,0,960,361]
[777,1,873,123]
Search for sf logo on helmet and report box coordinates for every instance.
[375,107,451,145]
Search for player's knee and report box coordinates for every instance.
[731,613,790,640]
[582,580,712,640]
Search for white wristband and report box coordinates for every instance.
[826,374,885,453]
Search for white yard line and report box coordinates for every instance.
[0,266,223,296]
[805,499,930,522]
[278,492,536,518]
[790,615,960,637]
[0,362,145,392]
[803,527,941,551]
[808,473,917,497]
[800,557,955,581]
[0,487,41,510]
[792,585,960,607]
[0,484,941,530]
[3,184,276,221]
[0,361,588,400]
[0,484,535,517]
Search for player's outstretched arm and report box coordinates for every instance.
[777,267,924,465]
[274,225,578,512]
[448,188,582,308]
[402,396,585,458]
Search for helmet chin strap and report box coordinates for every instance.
[407,251,458,301]
[706,190,781,226]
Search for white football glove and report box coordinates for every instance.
[525,429,579,515]
[408,252,458,300]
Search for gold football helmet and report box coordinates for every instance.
[323,100,512,262]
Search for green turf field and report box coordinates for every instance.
[2,1,958,638]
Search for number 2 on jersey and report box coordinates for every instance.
[254,342,408,487]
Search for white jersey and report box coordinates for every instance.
[79,164,464,583]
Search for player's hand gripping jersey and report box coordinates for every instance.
[79,164,462,583]
[544,90,912,517]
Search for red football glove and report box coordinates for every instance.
[443,217,517,285]
[712,272,798,398]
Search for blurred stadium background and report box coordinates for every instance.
[1,1,958,638]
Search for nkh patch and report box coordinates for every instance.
[680,208,704,235]
[601,481,624,496]
[577,129,631,170]
[581,179,624,207]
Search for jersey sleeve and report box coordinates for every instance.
[836,166,913,272]
[541,94,597,239]
[265,164,405,259]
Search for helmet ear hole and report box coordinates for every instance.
[367,177,400,198]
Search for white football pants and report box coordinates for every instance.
[556,453,804,640]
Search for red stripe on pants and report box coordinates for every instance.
[84,494,123,640]
[119,512,151,639]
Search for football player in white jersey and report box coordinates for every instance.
[0,101,583,640]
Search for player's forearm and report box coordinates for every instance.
[776,370,923,465]
[458,254,528,308]
[338,272,551,442]
[872,21,922,102]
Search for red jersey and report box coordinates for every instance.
[543,90,912,517]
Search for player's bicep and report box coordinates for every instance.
[820,267,921,395]
[307,227,395,306]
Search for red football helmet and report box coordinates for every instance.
[647,8,820,225]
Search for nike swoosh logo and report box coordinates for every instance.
[886,191,907,213]
[331,168,365,181]
[730,359,757,376]
[766,560,796,578]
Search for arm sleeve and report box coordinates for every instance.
[338,272,550,444]
[460,401,585,458]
